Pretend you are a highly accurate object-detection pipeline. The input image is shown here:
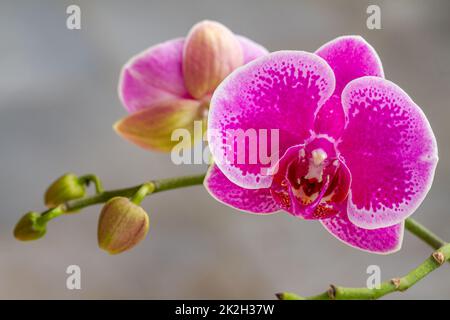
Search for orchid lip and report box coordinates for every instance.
[269,137,351,219]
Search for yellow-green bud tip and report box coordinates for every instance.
[44,173,86,208]
[13,212,46,241]
[98,197,150,255]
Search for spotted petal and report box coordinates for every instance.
[339,77,438,229]
[208,51,336,189]
[314,95,346,139]
[204,164,279,214]
[321,203,404,254]
[316,36,384,96]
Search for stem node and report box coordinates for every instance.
[327,285,337,300]
[432,251,445,265]
[391,278,401,290]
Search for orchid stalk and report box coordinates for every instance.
[13,170,447,299]
[279,241,450,300]
[43,174,205,217]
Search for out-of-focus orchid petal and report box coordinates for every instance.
[321,204,404,254]
[208,51,336,190]
[114,99,204,152]
[119,38,189,113]
[339,76,438,229]
[237,35,269,63]
[205,164,279,214]
[316,36,384,96]
[314,95,346,139]
[183,20,244,99]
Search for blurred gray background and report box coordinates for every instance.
[1,0,449,299]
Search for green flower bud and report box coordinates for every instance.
[13,212,46,241]
[44,173,86,208]
[98,197,150,255]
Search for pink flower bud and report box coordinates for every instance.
[183,20,243,99]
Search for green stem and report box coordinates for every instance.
[79,174,104,194]
[278,242,450,300]
[405,218,446,249]
[278,218,449,300]
[60,173,205,215]
[27,173,205,239]
[39,206,65,224]
[131,183,155,204]
[33,170,450,300]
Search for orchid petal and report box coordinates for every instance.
[339,77,438,229]
[119,38,189,113]
[114,99,204,152]
[321,203,404,254]
[183,20,244,99]
[204,164,279,214]
[316,36,384,96]
[208,51,336,189]
[237,35,269,63]
[314,95,346,139]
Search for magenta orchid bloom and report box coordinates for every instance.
[114,20,268,152]
[205,36,438,254]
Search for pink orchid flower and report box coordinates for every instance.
[205,36,438,254]
[114,20,268,152]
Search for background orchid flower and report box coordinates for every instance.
[206,36,438,254]
[114,20,268,152]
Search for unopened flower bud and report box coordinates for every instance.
[98,197,150,255]
[44,173,86,208]
[13,212,46,241]
[183,20,244,99]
